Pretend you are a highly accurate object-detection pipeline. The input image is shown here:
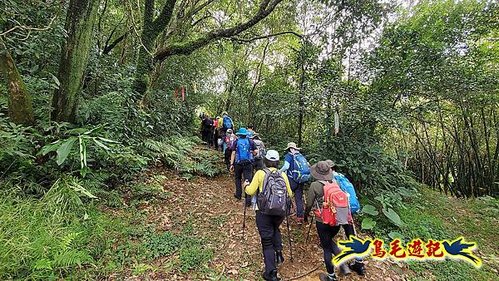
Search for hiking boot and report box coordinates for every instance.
[262,269,281,281]
[349,260,366,276]
[276,251,285,266]
[319,272,337,281]
[339,263,352,275]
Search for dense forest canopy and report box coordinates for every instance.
[0,0,498,280]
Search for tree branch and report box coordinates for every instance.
[144,0,155,27]
[154,0,284,62]
[230,31,302,43]
[103,27,131,55]
[187,0,215,19]
[152,0,178,28]
[102,16,125,51]
[0,15,57,36]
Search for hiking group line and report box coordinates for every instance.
[199,111,364,281]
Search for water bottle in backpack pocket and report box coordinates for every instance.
[257,169,288,216]
[291,153,311,183]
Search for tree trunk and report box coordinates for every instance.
[297,49,306,147]
[132,0,177,101]
[247,40,270,125]
[51,0,99,122]
[0,39,34,125]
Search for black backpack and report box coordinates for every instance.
[257,169,288,216]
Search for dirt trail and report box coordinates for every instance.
[142,167,412,280]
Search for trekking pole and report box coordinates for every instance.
[285,201,294,262]
[305,215,314,243]
[242,178,248,238]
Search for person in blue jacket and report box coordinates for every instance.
[279,142,307,224]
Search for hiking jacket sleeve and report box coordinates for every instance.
[305,181,324,219]
[279,154,291,173]
[282,173,293,197]
[245,170,265,196]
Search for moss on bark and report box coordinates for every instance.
[51,0,99,122]
[0,40,34,125]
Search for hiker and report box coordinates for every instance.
[304,161,365,281]
[244,150,293,281]
[251,133,266,171]
[221,111,234,136]
[212,117,221,150]
[247,125,255,138]
[223,129,237,171]
[230,128,257,205]
[201,113,213,146]
[279,142,310,224]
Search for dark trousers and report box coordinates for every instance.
[289,179,304,218]
[256,211,284,276]
[235,161,253,204]
[224,149,232,171]
[316,222,356,274]
[213,130,219,150]
[201,130,210,143]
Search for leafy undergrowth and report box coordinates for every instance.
[398,188,499,281]
[143,136,225,179]
[2,153,495,280]
[0,176,126,280]
[97,171,496,281]
[100,170,414,281]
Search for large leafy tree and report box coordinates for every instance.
[368,0,498,196]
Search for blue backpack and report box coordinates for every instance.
[236,138,253,163]
[334,173,361,214]
[223,116,233,130]
[291,153,311,183]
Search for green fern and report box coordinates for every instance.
[53,249,93,268]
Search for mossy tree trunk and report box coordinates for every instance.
[132,0,177,101]
[51,0,99,122]
[0,38,34,125]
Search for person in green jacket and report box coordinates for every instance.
[304,161,365,281]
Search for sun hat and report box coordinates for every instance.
[265,150,279,161]
[235,128,249,136]
[311,161,333,181]
[286,142,301,151]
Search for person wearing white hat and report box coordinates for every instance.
[245,150,293,281]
